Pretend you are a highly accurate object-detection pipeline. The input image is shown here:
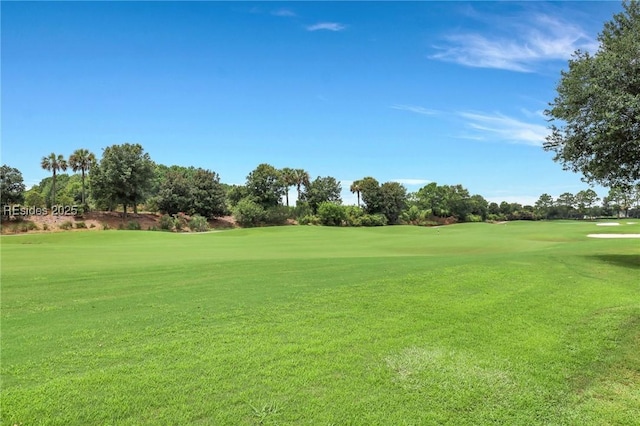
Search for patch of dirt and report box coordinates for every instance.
[1,212,237,234]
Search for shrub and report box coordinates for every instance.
[60,221,74,230]
[43,223,49,231]
[173,213,189,232]
[298,215,320,225]
[126,221,141,230]
[464,214,483,223]
[75,221,87,229]
[102,223,111,230]
[293,202,313,220]
[233,198,265,227]
[345,206,364,227]
[89,223,96,228]
[360,213,387,227]
[188,215,210,232]
[13,221,39,233]
[264,206,289,225]
[317,202,346,226]
[159,214,175,231]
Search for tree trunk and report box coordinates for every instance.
[52,170,57,206]
[81,169,86,206]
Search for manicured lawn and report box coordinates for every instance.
[1,221,638,425]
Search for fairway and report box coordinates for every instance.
[1,221,639,425]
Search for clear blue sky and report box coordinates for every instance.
[1,1,624,206]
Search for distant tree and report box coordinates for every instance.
[246,163,285,208]
[0,165,26,207]
[281,167,296,207]
[190,168,227,218]
[359,177,382,214]
[41,153,68,206]
[292,168,310,204]
[301,176,342,214]
[90,143,155,217]
[379,181,407,224]
[468,194,489,221]
[415,182,451,217]
[607,185,634,217]
[544,1,640,188]
[556,192,576,219]
[487,202,500,216]
[68,149,96,207]
[575,189,600,218]
[157,170,192,215]
[350,180,363,207]
[535,193,555,219]
[227,184,250,208]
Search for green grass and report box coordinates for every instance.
[1,221,639,425]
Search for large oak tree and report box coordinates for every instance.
[90,143,155,217]
[544,0,640,188]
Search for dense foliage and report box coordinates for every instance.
[0,165,26,207]
[544,0,640,188]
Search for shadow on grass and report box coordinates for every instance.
[587,254,640,269]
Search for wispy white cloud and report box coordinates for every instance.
[272,8,296,17]
[430,12,598,72]
[391,179,432,186]
[391,104,438,116]
[459,111,548,146]
[306,22,346,32]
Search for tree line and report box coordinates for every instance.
[2,142,640,228]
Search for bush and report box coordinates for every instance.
[233,198,265,227]
[126,221,141,230]
[264,205,289,225]
[60,221,74,230]
[344,206,364,226]
[360,213,387,227]
[43,223,49,231]
[89,223,96,228]
[188,215,210,232]
[298,215,320,225]
[464,214,483,223]
[172,213,189,232]
[293,202,313,220]
[75,221,87,229]
[102,223,111,230]
[159,214,175,231]
[317,202,346,226]
[12,221,39,233]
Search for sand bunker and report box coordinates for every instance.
[596,222,620,226]
[587,234,640,238]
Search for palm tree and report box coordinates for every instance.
[281,167,296,207]
[292,169,310,204]
[41,153,68,206]
[69,149,96,207]
[350,179,363,207]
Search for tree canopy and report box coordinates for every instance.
[1,165,26,207]
[544,0,640,188]
[90,143,155,216]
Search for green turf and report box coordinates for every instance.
[1,221,639,425]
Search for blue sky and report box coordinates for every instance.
[1,1,624,206]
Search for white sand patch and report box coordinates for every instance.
[627,222,637,225]
[587,234,640,238]
[596,223,620,226]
